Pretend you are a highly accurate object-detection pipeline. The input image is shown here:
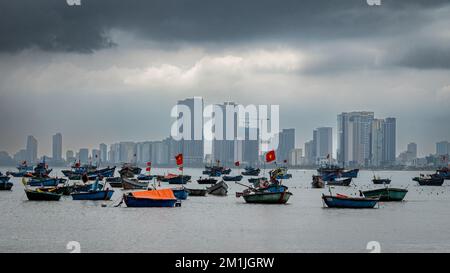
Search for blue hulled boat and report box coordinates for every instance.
[318,164,359,181]
[137,174,155,181]
[122,189,179,207]
[172,188,189,200]
[241,167,261,176]
[435,168,450,180]
[167,175,191,184]
[0,173,13,190]
[6,171,28,177]
[71,189,114,200]
[27,177,66,187]
[223,175,243,182]
[322,194,378,209]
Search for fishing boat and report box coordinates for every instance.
[361,187,408,201]
[241,167,261,176]
[197,177,218,184]
[372,176,391,185]
[122,189,179,207]
[37,185,74,196]
[311,175,325,188]
[248,177,268,188]
[71,189,114,200]
[0,173,13,190]
[32,161,53,177]
[326,177,352,186]
[73,182,104,192]
[206,181,228,196]
[270,167,292,180]
[62,162,97,177]
[167,175,191,184]
[171,187,189,200]
[435,167,450,180]
[118,163,142,178]
[27,177,67,187]
[17,161,33,172]
[106,177,122,187]
[63,166,115,179]
[237,184,292,204]
[202,165,231,176]
[322,193,378,209]
[185,188,207,196]
[137,174,154,181]
[6,171,28,177]
[25,188,62,201]
[0,172,10,183]
[122,177,149,190]
[413,175,444,186]
[318,164,359,181]
[223,175,243,182]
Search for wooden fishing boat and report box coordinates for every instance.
[197,177,218,184]
[172,187,189,200]
[73,182,104,192]
[167,175,191,184]
[106,177,122,188]
[27,177,67,187]
[137,174,154,181]
[372,176,391,185]
[238,185,292,204]
[413,175,444,186]
[0,181,13,190]
[122,177,149,190]
[223,175,243,182]
[106,176,122,182]
[6,171,28,177]
[122,189,179,207]
[119,163,142,178]
[326,177,352,186]
[311,175,325,188]
[185,188,207,196]
[37,185,74,196]
[435,167,450,180]
[361,187,408,201]
[0,174,10,183]
[25,189,62,201]
[322,194,378,209]
[207,181,228,196]
[318,164,359,180]
[71,189,114,200]
[248,177,268,188]
[241,167,261,176]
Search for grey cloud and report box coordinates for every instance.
[1,0,449,53]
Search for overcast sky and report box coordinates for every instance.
[0,0,449,157]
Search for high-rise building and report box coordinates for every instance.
[92,149,100,164]
[436,141,449,156]
[315,127,332,160]
[289,148,303,166]
[371,119,385,167]
[212,102,238,166]
[66,150,75,163]
[119,142,136,163]
[383,117,396,166]
[152,141,169,165]
[407,142,417,159]
[26,135,38,164]
[99,143,107,163]
[174,97,204,166]
[52,133,62,162]
[276,129,295,163]
[337,111,374,167]
[108,143,120,164]
[304,140,316,165]
[78,148,89,164]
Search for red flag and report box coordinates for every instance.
[234,161,240,167]
[265,150,276,163]
[146,167,151,172]
[146,162,152,166]
[175,154,183,166]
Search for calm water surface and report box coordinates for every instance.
[1,167,449,253]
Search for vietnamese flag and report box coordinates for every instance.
[175,154,183,166]
[234,161,240,167]
[265,150,276,163]
[146,161,152,166]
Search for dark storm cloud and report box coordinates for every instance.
[0,0,449,54]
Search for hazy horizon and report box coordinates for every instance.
[1,0,449,157]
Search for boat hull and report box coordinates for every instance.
[71,190,114,200]
[185,188,207,196]
[322,195,378,208]
[27,178,66,187]
[223,175,243,182]
[172,189,189,200]
[243,191,292,204]
[123,195,177,207]
[197,178,217,184]
[372,179,391,185]
[207,181,228,196]
[0,176,11,183]
[168,175,191,184]
[122,178,149,190]
[413,177,444,186]
[0,182,13,190]
[362,188,408,201]
[25,189,62,201]
[326,178,352,186]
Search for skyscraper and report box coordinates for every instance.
[315,127,332,160]
[52,133,62,162]
[276,128,295,163]
[174,97,204,166]
[371,119,385,167]
[26,135,38,164]
[99,143,107,163]
[383,117,396,166]
[304,140,316,165]
[212,102,237,166]
[407,142,417,159]
[78,148,89,164]
[337,111,374,167]
[436,141,449,156]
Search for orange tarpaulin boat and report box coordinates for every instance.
[130,189,176,200]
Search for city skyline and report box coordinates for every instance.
[1,1,449,158]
